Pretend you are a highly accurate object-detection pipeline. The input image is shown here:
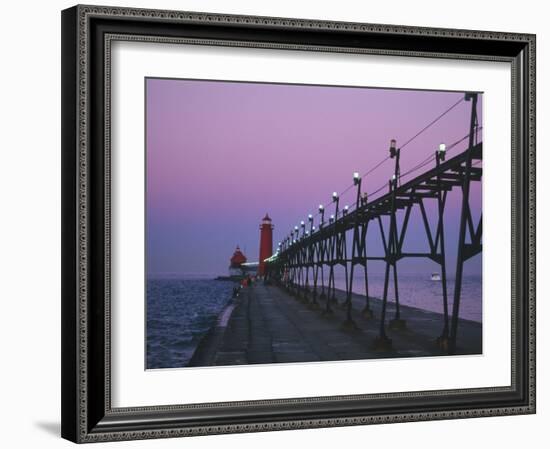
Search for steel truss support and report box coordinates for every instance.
[269,95,482,355]
[449,92,481,355]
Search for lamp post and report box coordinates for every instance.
[298,225,304,294]
[290,230,296,292]
[438,142,446,161]
[354,171,372,317]
[323,192,339,314]
[331,192,339,305]
[300,220,307,299]
[435,142,450,349]
[317,205,326,299]
[374,177,396,351]
[388,173,404,331]
[389,138,401,186]
[332,192,339,220]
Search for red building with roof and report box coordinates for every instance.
[230,246,247,268]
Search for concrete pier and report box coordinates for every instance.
[188,283,481,367]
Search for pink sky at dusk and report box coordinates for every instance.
[146,78,482,277]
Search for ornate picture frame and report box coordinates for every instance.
[61,4,536,443]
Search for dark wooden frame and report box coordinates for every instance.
[61,4,536,443]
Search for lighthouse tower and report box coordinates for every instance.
[258,213,273,276]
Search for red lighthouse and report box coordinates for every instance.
[258,213,273,276]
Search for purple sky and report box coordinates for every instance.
[146,78,482,277]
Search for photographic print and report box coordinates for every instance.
[61,8,536,440]
[145,78,483,370]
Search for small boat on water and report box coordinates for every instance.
[431,272,441,281]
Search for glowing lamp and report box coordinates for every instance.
[438,142,446,161]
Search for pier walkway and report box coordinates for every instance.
[189,283,481,367]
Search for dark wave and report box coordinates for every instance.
[146,279,233,369]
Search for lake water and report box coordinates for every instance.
[333,272,481,322]
[146,278,234,369]
[146,274,481,369]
